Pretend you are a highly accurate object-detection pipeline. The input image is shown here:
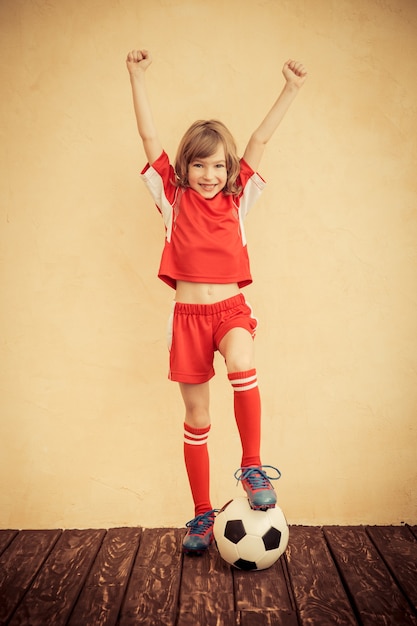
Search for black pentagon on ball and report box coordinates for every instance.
[234,558,258,571]
[224,520,246,544]
[262,526,282,550]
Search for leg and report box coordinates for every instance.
[180,382,212,516]
[219,327,279,509]
[218,328,261,467]
[180,381,211,429]
[168,301,217,553]
[180,382,216,554]
[218,326,255,374]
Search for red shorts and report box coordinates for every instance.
[167,294,258,384]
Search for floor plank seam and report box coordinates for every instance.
[281,552,301,626]
[6,529,64,626]
[365,526,417,618]
[111,529,142,626]
[322,527,363,626]
[408,524,417,541]
[173,545,185,626]
[66,529,108,625]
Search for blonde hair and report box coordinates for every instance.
[174,120,242,195]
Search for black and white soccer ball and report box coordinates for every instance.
[213,497,289,571]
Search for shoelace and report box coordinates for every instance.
[185,509,218,536]
[234,465,281,489]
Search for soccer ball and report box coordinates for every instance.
[213,497,289,571]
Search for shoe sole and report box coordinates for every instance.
[248,501,277,511]
[182,535,213,556]
[183,547,207,556]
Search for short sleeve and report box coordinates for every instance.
[238,158,266,218]
[140,151,178,232]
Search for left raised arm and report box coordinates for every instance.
[242,60,307,172]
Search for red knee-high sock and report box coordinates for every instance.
[228,369,262,468]
[183,423,212,516]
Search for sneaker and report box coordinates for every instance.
[182,509,217,555]
[234,465,281,510]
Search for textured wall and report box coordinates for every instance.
[1,0,416,528]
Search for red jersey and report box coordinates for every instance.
[141,151,266,289]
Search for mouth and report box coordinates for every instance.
[199,184,217,192]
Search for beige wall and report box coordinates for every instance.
[1,0,416,529]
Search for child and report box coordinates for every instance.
[126,49,307,555]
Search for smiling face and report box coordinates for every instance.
[187,143,228,199]
[175,120,241,196]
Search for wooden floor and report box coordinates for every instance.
[1,526,417,626]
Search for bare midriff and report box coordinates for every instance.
[175,280,240,305]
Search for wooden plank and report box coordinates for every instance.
[367,526,417,612]
[234,554,298,626]
[1,525,415,625]
[8,528,105,626]
[118,527,183,626]
[178,543,235,626]
[0,529,19,556]
[239,611,297,626]
[0,529,61,625]
[409,526,417,541]
[324,526,417,626]
[286,526,357,626]
[68,527,142,626]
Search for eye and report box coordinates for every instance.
[216,163,226,169]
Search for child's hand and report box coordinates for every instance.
[126,49,152,75]
[282,60,307,88]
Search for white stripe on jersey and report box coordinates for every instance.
[141,167,175,242]
[237,172,266,245]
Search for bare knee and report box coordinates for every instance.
[225,350,254,373]
[219,328,255,374]
[183,401,210,428]
[179,382,211,429]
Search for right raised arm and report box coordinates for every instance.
[126,49,163,165]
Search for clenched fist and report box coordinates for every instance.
[126,49,152,75]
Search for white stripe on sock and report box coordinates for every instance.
[232,381,258,392]
[231,374,257,386]
[184,431,208,439]
[184,429,209,445]
[230,374,258,392]
[183,437,208,445]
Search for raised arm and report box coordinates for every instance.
[242,60,307,172]
[126,49,163,165]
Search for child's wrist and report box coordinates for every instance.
[283,81,300,93]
